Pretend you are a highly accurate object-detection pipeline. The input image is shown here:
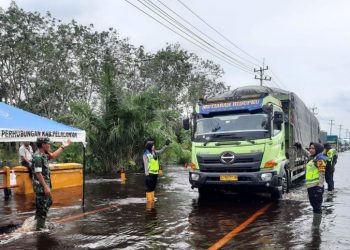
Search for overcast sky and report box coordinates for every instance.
[2,0,350,138]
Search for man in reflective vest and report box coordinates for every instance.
[323,143,338,191]
[306,142,327,214]
[143,139,170,202]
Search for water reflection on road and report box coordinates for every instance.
[1,152,350,249]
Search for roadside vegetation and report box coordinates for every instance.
[0,2,228,173]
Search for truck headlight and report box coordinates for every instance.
[191,173,200,181]
[261,173,272,182]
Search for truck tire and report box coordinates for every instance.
[271,189,282,200]
[283,170,290,194]
[271,171,288,200]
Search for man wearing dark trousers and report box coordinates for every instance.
[323,143,338,191]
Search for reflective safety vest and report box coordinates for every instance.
[327,148,337,166]
[305,159,320,186]
[146,153,160,174]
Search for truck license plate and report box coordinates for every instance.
[220,175,238,181]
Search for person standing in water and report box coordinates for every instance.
[31,137,72,230]
[305,142,327,214]
[323,143,338,191]
[143,139,170,202]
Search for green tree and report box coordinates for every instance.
[1,2,228,172]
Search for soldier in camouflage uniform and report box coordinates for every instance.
[31,137,71,230]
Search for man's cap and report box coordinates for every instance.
[36,137,52,145]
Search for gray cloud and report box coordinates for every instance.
[2,0,350,135]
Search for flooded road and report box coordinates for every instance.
[1,152,350,249]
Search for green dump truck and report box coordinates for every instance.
[183,86,320,199]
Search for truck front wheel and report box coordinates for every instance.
[271,189,282,200]
[271,171,288,200]
[283,170,290,193]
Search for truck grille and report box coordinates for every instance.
[197,152,263,172]
[202,158,255,164]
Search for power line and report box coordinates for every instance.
[140,0,254,71]
[265,74,282,89]
[155,0,260,68]
[176,0,262,65]
[128,0,255,74]
[261,80,276,88]
[265,81,277,88]
[127,0,292,90]
[269,69,288,90]
[270,79,282,89]
[271,78,284,89]
[261,59,287,90]
[174,0,291,90]
[124,0,255,75]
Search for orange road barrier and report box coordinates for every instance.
[0,166,19,189]
[53,204,120,224]
[120,167,126,184]
[208,203,272,250]
[13,164,82,194]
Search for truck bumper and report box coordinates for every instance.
[189,170,281,192]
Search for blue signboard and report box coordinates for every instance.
[199,98,263,114]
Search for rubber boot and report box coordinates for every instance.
[36,217,46,231]
[146,192,153,202]
[146,200,154,211]
[151,191,155,201]
[121,172,126,183]
[146,192,154,211]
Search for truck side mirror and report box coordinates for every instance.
[183,118,190,130]
[273,111,284,124]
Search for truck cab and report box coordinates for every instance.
[185,86,317,199]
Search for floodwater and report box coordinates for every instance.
[1,152,350,249]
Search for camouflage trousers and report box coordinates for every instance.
[35,193,53,220]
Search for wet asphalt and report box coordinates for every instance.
[1,151,350,249]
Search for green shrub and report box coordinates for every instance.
[161,142,191,165]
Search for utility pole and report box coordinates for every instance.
[254,58,271,86]
[310,106,318,115]
[329,120,335,135]
[338,124,343,139]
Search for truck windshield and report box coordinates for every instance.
[195,113,269,140]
